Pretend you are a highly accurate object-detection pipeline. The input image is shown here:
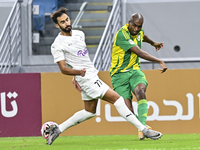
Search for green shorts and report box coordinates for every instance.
[111,70,148,100]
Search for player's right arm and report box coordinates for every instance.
[51,43,86,77]
[129,45,167,73]
[57,60,86,77]
[143,34,164,52]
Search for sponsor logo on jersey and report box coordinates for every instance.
[77,48,88,56]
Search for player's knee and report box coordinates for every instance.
[138,89,145,96]
[135,89,146,100]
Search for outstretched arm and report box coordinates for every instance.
[143,34,164,52]
[57,60,86,76]
[130,45,167,73]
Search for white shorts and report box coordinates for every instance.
[78,75,109,101]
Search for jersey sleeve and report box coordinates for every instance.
[80,30,85,41]
[115,30,136,52]
[51,43,65,63]
[141,29,144,41]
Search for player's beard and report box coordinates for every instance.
[130,30,139,36]
[60,25,72,33]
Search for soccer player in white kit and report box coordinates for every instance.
[47,7,162,145]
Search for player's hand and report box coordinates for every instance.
[158,61,167,73]
[152,42,164,52]
[80,68,86,77]
[72,76,82,92]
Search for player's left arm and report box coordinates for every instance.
[143,34,164,52]
[57,60,86,77]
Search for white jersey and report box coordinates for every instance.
[51,30,99,83]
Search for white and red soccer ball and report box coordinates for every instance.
[41,121,58,139]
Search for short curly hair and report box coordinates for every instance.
[51,7,68,24]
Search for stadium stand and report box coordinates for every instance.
[58,0,65,6]
[32,0,58,32]
[33,0,112,58]
[32,2,45,31]
[33,0,58,15]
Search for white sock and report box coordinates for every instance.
[59,109,95,132]
[114,96,145,131]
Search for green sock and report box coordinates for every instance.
[138,99,148,125]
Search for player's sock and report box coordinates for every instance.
[59,109,95,132]
[138,99,148,125]
[114,96,145,131]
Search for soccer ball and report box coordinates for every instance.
[41,121,58,139]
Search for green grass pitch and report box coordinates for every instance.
[0,134,200,150]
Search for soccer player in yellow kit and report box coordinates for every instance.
[110,13,167,140]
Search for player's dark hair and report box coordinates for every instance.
[51,7,68,24]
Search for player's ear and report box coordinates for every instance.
[55,24,60,29]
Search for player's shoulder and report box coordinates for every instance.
[72,30,85,36]
[51,35,63,50]
[51,36,60,46]
[118,25,126,33]
[116,26,130,40]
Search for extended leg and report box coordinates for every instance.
[102,88,162,140]
[47,99,98,145]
